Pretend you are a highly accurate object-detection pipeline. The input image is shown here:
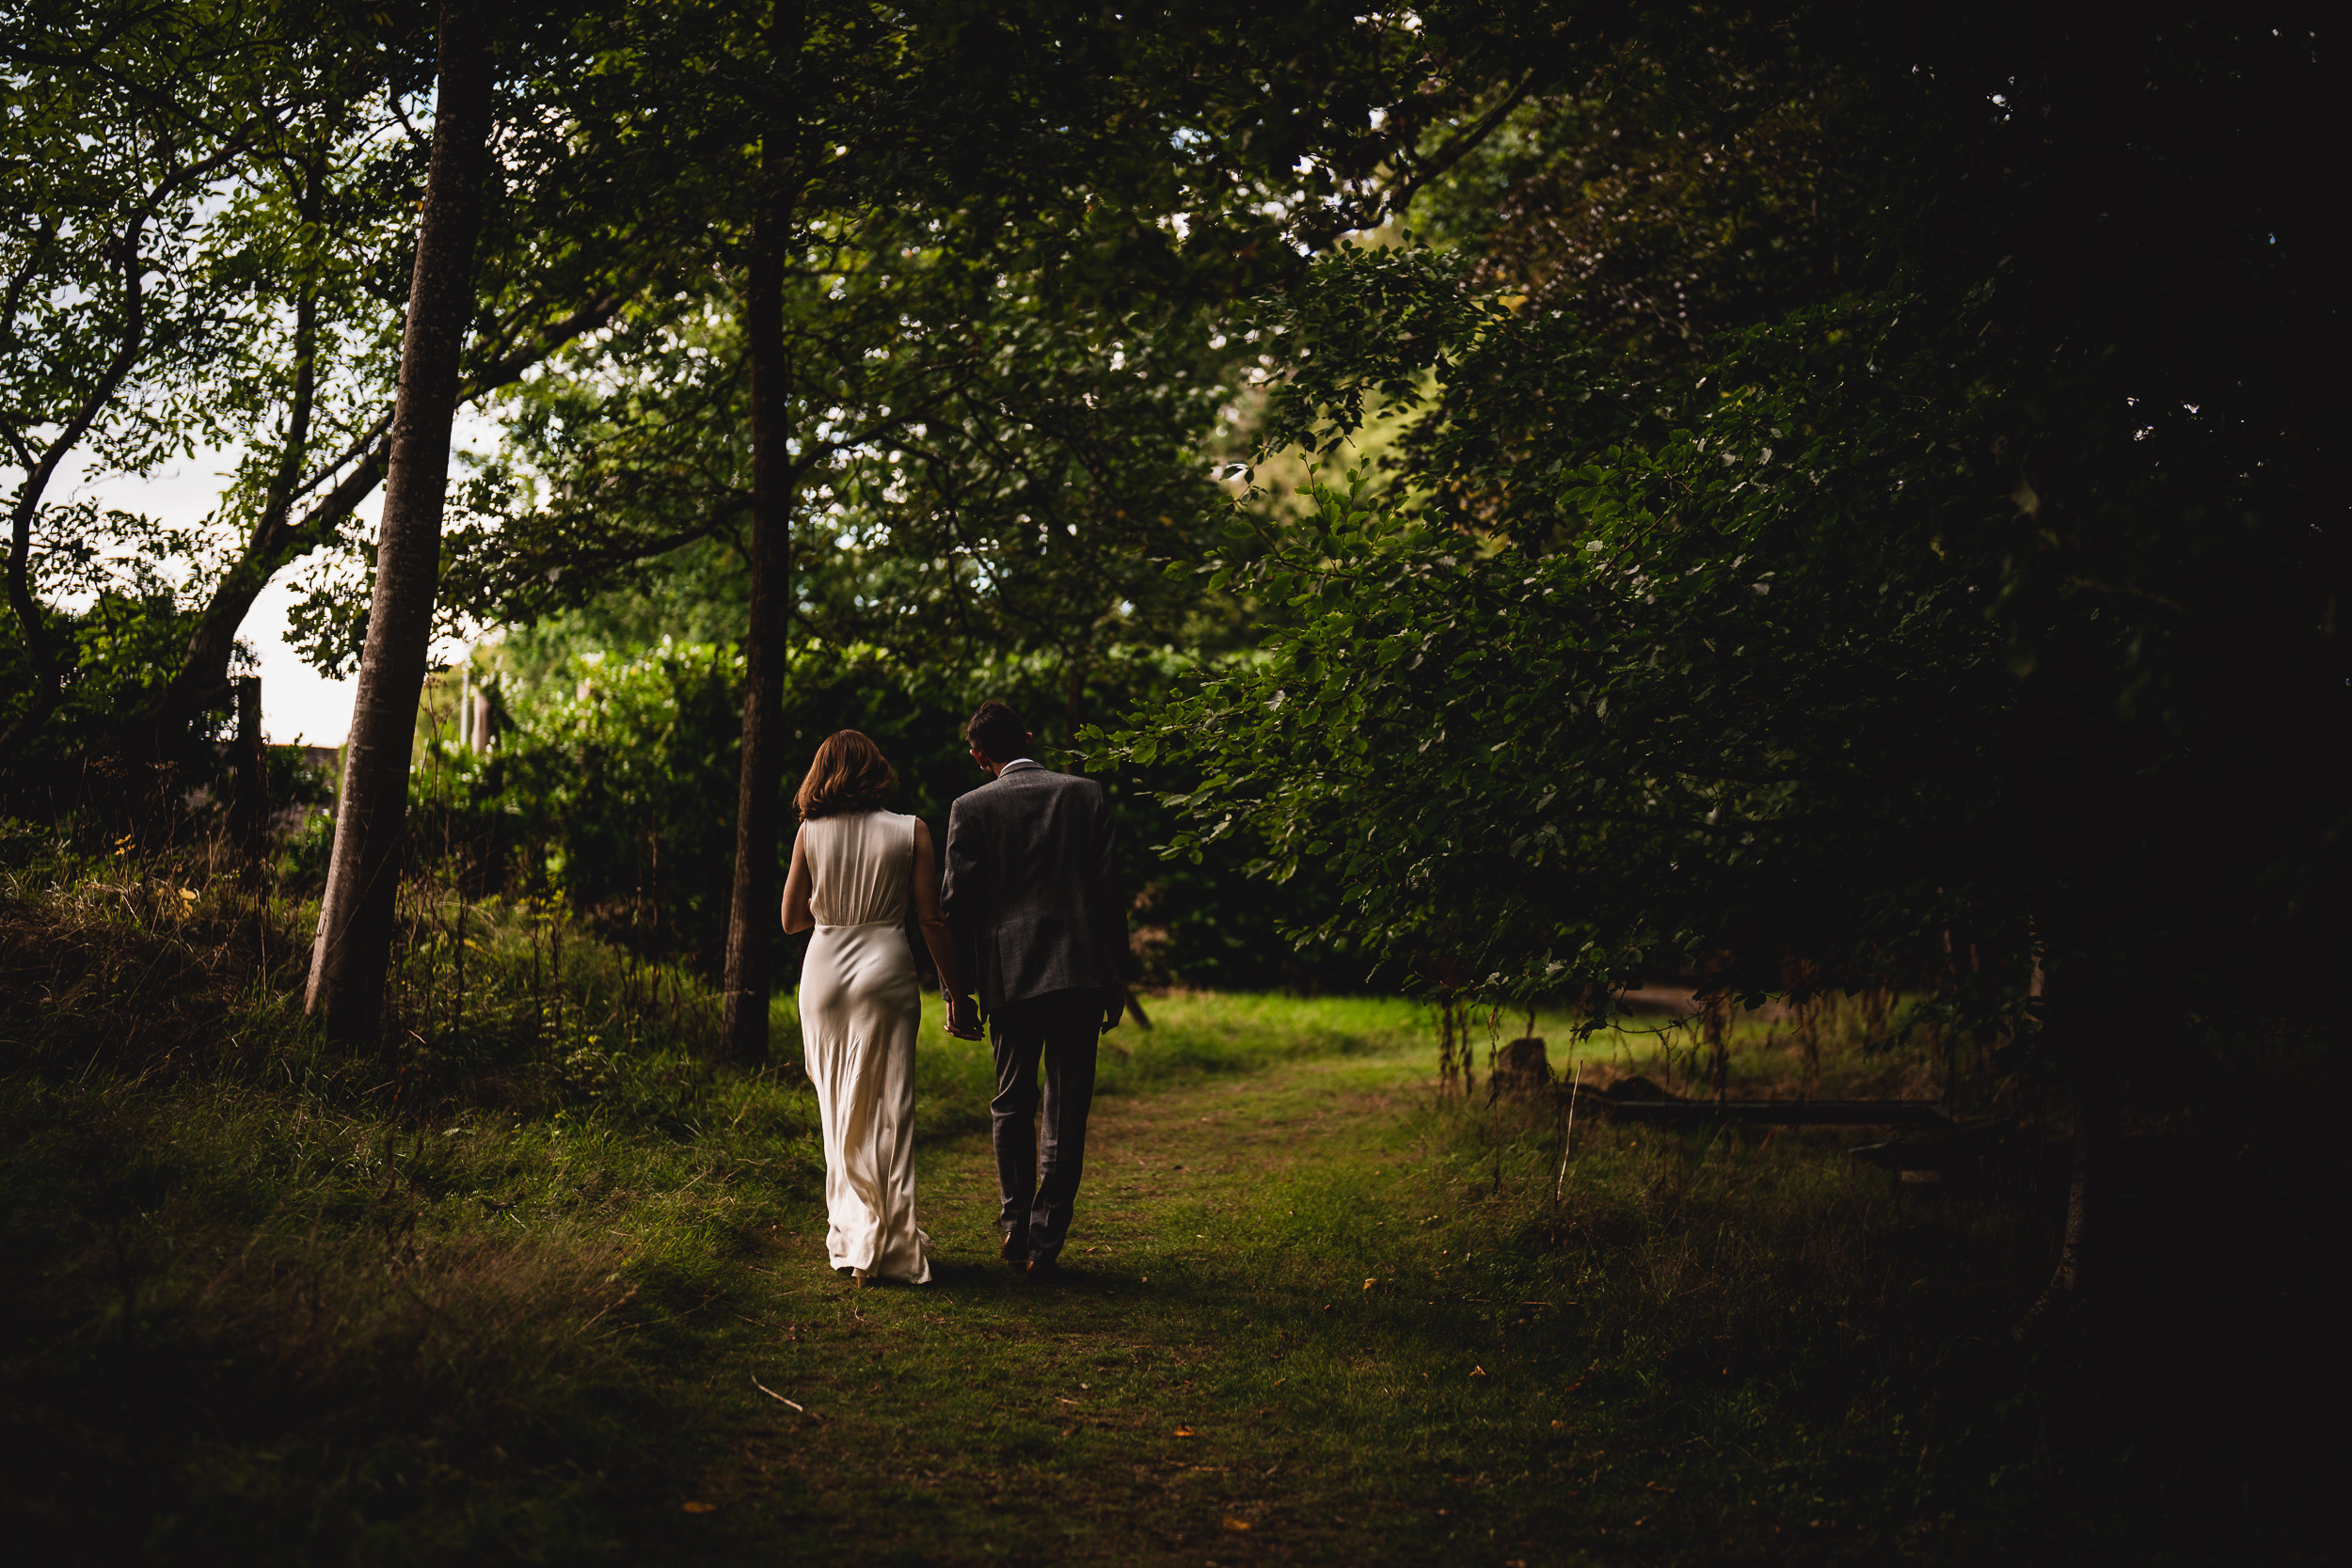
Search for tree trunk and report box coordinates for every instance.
[718,140,796,1066]
[304,1,496,1042]
[2015,1004,2119,1342]
[717,3,806,1066]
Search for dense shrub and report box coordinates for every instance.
[410,637,1363,992]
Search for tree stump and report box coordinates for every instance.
[1487,1037,1552,1101]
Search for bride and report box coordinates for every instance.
[781,730,971,1285]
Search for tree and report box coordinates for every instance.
[158,0,733,764]
[3,0,747,800]
[1096,5,2342,1328]
[304,0,499,1040]
[0,0,304,776]
[411,0,1553,1061]
[135,5,436,770]
[722,0,806,1067]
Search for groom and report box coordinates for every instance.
[941,700,1127,1280]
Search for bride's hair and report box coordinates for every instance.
[796,730,898,819]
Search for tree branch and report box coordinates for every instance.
[2,193,159,770]
[1379,70,1539,227]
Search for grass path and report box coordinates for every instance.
[6,982,2306,1562]
[623,1022,1786,1566]
[8,903,2325,1562]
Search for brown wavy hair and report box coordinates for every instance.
[795,730,898,819]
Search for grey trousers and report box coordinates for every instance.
[989,988,1103,1261]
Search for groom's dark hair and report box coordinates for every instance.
[966,700,1030,765]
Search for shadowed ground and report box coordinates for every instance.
[4,983,2327,1563]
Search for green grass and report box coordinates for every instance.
[894,990,1422,1141]
[1,873,2331,1563]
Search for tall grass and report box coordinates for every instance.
[6,841,2329,1562]
[0,843,818,1560]
[0,845,1425,1560]
[1316,992,2342,1563]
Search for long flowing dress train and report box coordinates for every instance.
[796,810,931,1283]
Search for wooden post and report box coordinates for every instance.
[231,674,263,861]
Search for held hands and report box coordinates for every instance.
[936,990,1119,1036]
[944,992,984,1040]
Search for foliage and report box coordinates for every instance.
[1408,5,1880,375]
[1095,10,2344,1048]
[1101,273,2031,1019]
[433,252,1249,693]
[1,0,429,758]
[0,591,246,790]
[5,0,755,771]
[285,0,1550,673]
[404,627,1358,991]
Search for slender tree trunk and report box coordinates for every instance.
[135,286,620,760]
[719,153,794,1064]
[304,1,496,1042]
[717,3,806,1065]
[2015,994,2119,1342]
[145,277,327,757]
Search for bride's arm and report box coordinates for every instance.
[910,819,973,1034]
[780,829,814,934]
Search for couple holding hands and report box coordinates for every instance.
[780,700,1126,1286]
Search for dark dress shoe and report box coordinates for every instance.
[1001,1231,1026,1263]
[1024,1255,1059,1282]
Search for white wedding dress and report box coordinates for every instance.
[796,810,931,1283]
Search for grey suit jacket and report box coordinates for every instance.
[941,760,1126,1014]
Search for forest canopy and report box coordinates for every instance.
[3,1,2339,1054]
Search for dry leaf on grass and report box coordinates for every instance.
[1174,1426,1198,1437]
[682,1501,717,1513]
[1223,1518,1253,1531]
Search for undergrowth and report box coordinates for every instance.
[1,847,2334,1563]
[0,847,802,1560]
[0,849,1425,1561]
